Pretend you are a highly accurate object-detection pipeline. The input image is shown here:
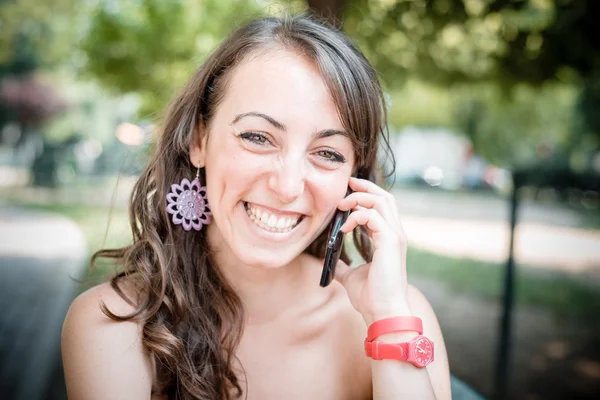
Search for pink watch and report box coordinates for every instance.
[364,335,434,368]
[367,316,423,341]
[364,316,434,368]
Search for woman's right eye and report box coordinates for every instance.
[239,132,271,146]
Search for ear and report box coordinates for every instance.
[189,124,208,168]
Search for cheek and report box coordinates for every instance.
[204,144,270,203]
[309,172,351,213]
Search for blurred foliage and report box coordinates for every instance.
[387,79,577,166]
[452,82,577,166]
[81,0,273,116]
[340,0,599,166]
[342,0,598,87]
[41,76,140,144]
[387,79,455,128]
[0,74,68,129]
[0,0,92,138]
[78,0,599,168]
[1,0,597,169]
[0,0,83,73]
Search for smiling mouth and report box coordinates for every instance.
[243,202,304,233]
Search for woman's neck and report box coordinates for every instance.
[206,226,316,325]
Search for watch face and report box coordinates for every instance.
[412,336,434,367]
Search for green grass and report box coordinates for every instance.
[407,247,600,319]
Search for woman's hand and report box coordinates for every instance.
[334,177,412,326]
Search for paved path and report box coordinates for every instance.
[403,216,600,272]
[393,187,600,277]
[0,206,87,400]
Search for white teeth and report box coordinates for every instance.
[276,217,286,229]
[245,202,301,234]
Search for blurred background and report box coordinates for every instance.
[0,1,599,399]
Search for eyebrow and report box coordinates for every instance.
[231,112,286,132]
[230,111,349,140]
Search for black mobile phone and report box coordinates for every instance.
[319,189,352,287]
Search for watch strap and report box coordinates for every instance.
[364,340,408,361]
[367,316,423,341]
[364,335,435,367]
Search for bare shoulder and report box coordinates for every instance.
[62,280,154,400]
[407,283,453,400]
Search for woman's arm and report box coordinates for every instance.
[61,283,154,400]
[334,177,452,399]
[369,285,451,400]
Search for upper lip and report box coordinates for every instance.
[244,201,307,217]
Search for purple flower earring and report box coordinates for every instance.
[166,166,212,231]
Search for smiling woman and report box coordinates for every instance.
[61,14,451,400]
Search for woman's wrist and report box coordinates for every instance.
[363,302,413,327]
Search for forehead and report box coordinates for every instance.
[219,48,344,130]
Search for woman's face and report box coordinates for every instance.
[192,49,355,268]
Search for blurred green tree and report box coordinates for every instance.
[81,0,268,116]
[0,0,87,137]
[0,0,81,136]
[0,0,80,69]
[0,0,93,186]
[79,0,600,167]
[308,0,597,86]
[311,0,600,166]
[451,82,577,166]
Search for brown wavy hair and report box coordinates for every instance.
[93,14,394,399]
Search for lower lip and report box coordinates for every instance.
[241,202,304,242]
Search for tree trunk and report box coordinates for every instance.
[31,133,61,188]
[307,0,345,28]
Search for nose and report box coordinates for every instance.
[267,153,306,204]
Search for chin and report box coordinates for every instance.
[233,245,302,269]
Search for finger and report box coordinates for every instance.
[349,177,400,222]
[332,258,352,284]
[338,192,397,224]
[341,208,386,233]
[349,176,393,198]
[341,208,397,249]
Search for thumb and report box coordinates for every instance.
[335,260,371,298]
[333,259,352,285]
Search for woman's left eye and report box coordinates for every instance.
[316,149,345,163]
[239,132,271,146]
